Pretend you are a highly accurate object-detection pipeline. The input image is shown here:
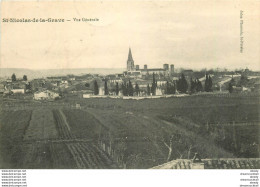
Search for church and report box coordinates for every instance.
[125,48,174,77]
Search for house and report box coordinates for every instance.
[30,79,46,91]
[34,90,59,100]
[157,80,167,86]
[108,77,123,84]
[242,86,251,92]
[11,88,25,94]
[82,90,94,98]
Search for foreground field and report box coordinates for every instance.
[0,94,259,169]
[0,108,117,169]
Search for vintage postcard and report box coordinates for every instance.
[0,0,259,175]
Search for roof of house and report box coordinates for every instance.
[140,68,165,71]
[34,90,58,94]
[152,158,260,169]
[12,86,24,89]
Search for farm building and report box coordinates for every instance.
[34,90,59,100]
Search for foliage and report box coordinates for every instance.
[190,78,196,94]
[196,78,203,92]
[128,80,134,96]
[135,83,140,96]
[121,82,127,96]
[177,73,188,93]
[115,82,119,96]
[85,83,90,88]
[23,75,27,81]
[147,84,150,96]
[228,82,233,93]
[11,73,16,82]
[238,75,249,87]
[165,81,176,94]
[93,80,99,95]
[205,74,213,92]
[151,73,157,96]
[104,80,109,95]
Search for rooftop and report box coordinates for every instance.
[140,68,165,71]
[152,158,260,169]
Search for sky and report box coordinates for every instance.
[1,1,260,70]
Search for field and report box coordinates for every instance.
[0,93,259,169]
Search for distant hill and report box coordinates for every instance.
[0,68,124,80]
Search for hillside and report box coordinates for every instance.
[0,68,124,79]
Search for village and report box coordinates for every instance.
[0,48,260,101]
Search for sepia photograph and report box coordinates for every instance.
[0,0,259,174]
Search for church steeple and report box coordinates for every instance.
[127,48,135,71]
[128,48,133,62]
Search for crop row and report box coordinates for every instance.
[66,143,117,169]
[52,109,74,139]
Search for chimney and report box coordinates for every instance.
[144,64,147,70]
[136,65,140,70]
[191,153,204,169]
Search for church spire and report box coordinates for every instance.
[127,48,135,71]
[128,48,134,62]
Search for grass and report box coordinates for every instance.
[0,110,32,168]
[24,109,58,140]
[67,108,234,168]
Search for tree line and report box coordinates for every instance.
[11,73,28,82]
[93,73,213,96]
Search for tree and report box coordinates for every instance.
[228,82,233,93]
[151,73,157,95]
[128,80,134,96]
[85,83,90,87]
[177,74,188,93]
[162,131,182,161]
[25,82,31,91]
[205,74,209,92]
[163,135,174,162]
[104,80,109,95]
[11,73,16,82]
[147,84,151,96]
[168,82,176,94]
[135,83,140,96]
[121,82,127,96]
[171,83,176,94]
[239,75,249,87]
[208,75,213,92]
[93,80,99,95]
[126,83,129,96]
[165,81,170,94]
[23,75,27,81]
[196,78,203,92]
[115,82,119,95]
[230,77,235,85]
[190,78,196,94]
